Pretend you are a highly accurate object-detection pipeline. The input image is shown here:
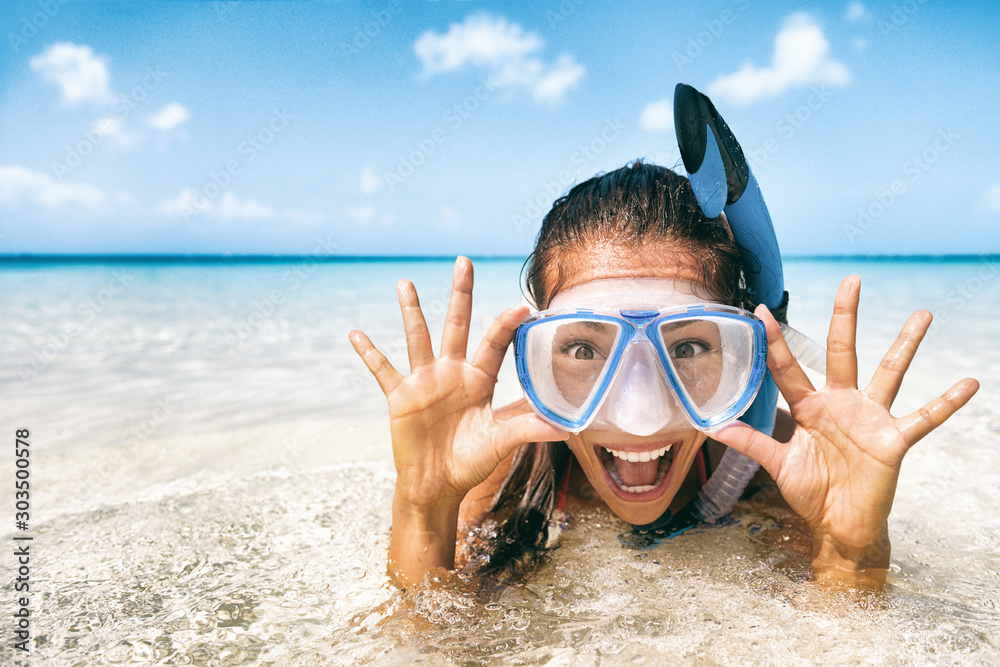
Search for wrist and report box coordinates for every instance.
[810,523,891,573]
[388,491,463,588]
[392,490,463,533]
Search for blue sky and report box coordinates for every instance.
[1,0,998,256]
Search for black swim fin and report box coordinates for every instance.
[673,82,750,215]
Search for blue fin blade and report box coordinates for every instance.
[724,171,784,310]
[686,124,728,218]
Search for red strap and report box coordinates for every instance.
[555,456,573,512]
[696,449,708,487]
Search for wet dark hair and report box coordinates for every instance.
[477,160,749,576]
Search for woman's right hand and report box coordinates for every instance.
[349,257,568,584]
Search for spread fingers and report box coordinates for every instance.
[825,275,861,390]
[471,305,530,381]
[865,310,932,407]
[349,330,402,395]
[440,257,474,359]
[397,279,435,371]
[896,378,979,447]
[757,304,814,406]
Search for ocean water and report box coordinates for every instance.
[0,256,998,664]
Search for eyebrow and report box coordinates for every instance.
[583,321,613,333]
[660,321,699,334]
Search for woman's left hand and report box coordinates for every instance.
[712,275,979,576]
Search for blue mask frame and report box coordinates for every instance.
[514,304,768,433]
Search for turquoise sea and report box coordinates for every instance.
[1,256,998,664]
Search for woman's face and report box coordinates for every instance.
[541,243,714,526]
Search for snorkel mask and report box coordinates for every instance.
[514,279,768,435]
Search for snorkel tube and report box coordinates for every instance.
[628,83,789,542]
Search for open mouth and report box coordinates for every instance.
[594,442,681,501]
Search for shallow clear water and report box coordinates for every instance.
[1,257,998,664]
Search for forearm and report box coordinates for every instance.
[387,491,462,588]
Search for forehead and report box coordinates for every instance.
[544,242,712,301]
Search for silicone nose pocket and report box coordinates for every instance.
[599,343,679,436]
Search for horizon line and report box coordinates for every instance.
[0,253,998,263]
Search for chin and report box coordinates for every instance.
[568,426,707,525]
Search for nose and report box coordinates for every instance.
[599,342,680,436]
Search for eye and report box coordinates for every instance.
[671,340,710,359]
[559,341,605,361]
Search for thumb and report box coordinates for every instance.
[494,413,569,458]
[709,420,781,479]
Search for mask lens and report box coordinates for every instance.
[658,315,757,421]
[523,316,622,423]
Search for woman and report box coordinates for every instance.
[349,162,979,589]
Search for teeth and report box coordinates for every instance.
[626,483,656,493]
[605,466,669,494]
[604,444,672,462]
[600,444,676,494]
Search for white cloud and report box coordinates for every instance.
[978,184,1000,214]
[415,13,541,75]
[845,2,871,22]
[360,165,384,194]
[157,188,274,221]
[533,55,586,105]
[29,42,113,106]
[346,205,375,223]
[217,192,272,220]
[156,189,196,216]
[413,13,584,105]
[707,13,850,106]
[0,164,105,210]
[440,206,464,230]
[639,99,674,133]
[30,43,192,153]
[284,209,325,224]
[94,116,145,151]
[96,116,121,134]
[148,102,191,131]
